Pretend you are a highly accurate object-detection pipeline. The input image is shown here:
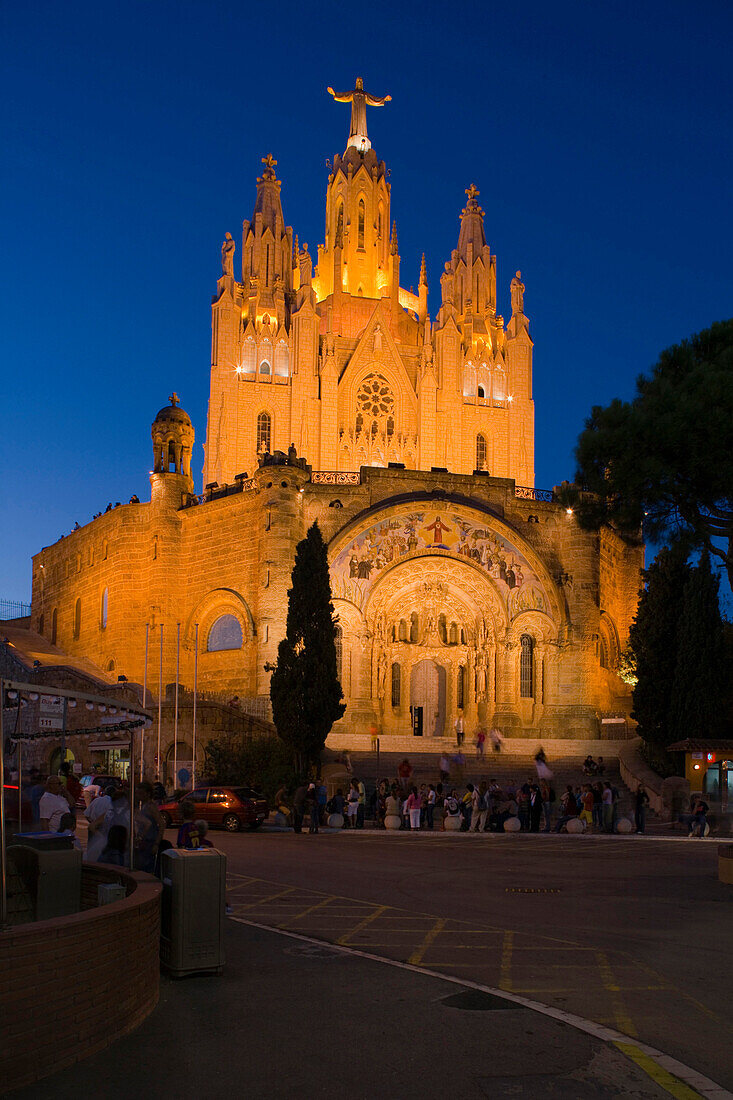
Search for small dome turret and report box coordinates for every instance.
[151,393,195,491]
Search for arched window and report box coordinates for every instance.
[274,340,289,378]
[409,612,419,643]
[259,360,271,377]
[358,198,365,249]
[334,625,343,682]
[476,434,487,471]
[106,658,115,672]
[477,385,485,399]
[51,608,58,645]
[457,665,465,710]
[398,619,407,642]
[438,614,447,643]
[520,634,534,698]
[73,598,81,640]
[259,339,272,376]
[391,663,401,707]
[100,587,108,630]
[336,201,344,245]
[257,412,272,454]
[449,622,458,645]
[355,374,395,443]
[378,201,384,240]
[242,336,256,374]
[207,615,243,652]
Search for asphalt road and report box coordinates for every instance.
[204,828,732,1094]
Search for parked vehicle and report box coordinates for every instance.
[2,784,34,828]
[159,786,268,832]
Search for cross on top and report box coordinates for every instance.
[169,392,180,407]
[262,154,277,169]
[465,183,480,202]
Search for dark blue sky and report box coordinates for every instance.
[2,0,732,601]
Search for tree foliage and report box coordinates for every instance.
[669,550,726,743]
[628,544,690,752]
[269,522,345,773]
[569,319,733,587]
[203,734,298,802]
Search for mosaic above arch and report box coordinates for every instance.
[330,504,550,620]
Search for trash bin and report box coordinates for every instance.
[159,848,226,977]
[13,831,74,851]
[7,842,82,920]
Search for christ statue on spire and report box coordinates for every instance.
[327,77,391,152]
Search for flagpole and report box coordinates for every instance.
[192,623,198,790]
[141,622,149,780]
[173,623,180,789]
[157,624,163,785]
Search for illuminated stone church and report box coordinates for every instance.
[29,81,642,754]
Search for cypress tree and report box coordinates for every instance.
[629,544,690,748]
[669,550,726,742]
[270,522,345,774]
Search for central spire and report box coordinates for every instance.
[327,77,392,153]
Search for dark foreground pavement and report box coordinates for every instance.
[10,921,699,1100]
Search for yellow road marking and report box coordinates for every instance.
[596,951,637,1037]
[336,905,388,945]
[408,919,446,965]
[285,897,337,923]
[614,1043,704,1100]
[230,886,296,910]
[499,930,514,990]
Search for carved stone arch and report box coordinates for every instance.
[184,588,256,650]
[598,611,620,670]
[332,598,367,703]
[506,609,558,646]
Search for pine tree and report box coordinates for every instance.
[629,544,690,747]
[270,522,345,774]
[669,550,726,742]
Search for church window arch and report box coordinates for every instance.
[378,200,384,240]
[336,200,344,245]
[242,336,256,375]
[274,340,289,378]
[520,634,534,698]
[355,374,395,442]
[449,622,458,645]
[106,658,115,673]
[476,434,487,471]
[398,619,407,642]
[73,598,81,640]
[334,625,343,682]
[51,608,58,645]
[257,411,272,454]
[477,385,485,399]
[438,614,447,643]
[358,197,366,249]
[409,612,419,643]
[207,614,243,652]
[457,665,465,709]
[100,587,108,630]
[391,663,401,707]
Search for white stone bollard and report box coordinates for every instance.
[616,817,633,834]
[385,814,402,831]
[566,817,585,834]
[444,815,462,831]
[327,813,344,830]
[503,816,521,832]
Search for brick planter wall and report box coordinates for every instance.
[0,865,161,1094]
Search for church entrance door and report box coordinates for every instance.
[410,660,446,738]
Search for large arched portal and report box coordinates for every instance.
[328,500,562,739]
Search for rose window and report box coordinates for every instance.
[356,374,395,437]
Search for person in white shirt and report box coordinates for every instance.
[84,786,114,862]
[38,776,74,832]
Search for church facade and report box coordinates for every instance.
[29,84,642,756]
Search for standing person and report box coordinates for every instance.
[469,783,483,832]
[307,783,319,834]
[59,762,82,814]
[554,785,579,832]
[580,785,594,830]
[489,727,504,753]
[405,786,421,830]
[385,786,401,820]
[292,782,308,834]
[439,754,450,784]
[534,747,553,781]
[317,779,328,826]
[84,784,114,863]
[152,778,166,803]
[453,749,466,785]
[601,782,614,833]
[475,726,486,759]
[454,711,465,747]
[635,784,650,834]
[517,784,531,831]
[135,781,165,873]
[273,782,292,825]
[328,788,346,821]
[426,784,437,830]
[39,776,75,832]
[397,758,413,792]
[688,797,709,837]
[356,777,366,828]
[443,789,461,828]
[346,780,360,828]
[460,785,473,831]
[176,800,201,849]
[529,784,543,832]
[592,782,603,831]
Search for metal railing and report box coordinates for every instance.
[514,486,555,503]
[0,600,31,621]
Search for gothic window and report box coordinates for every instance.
[457,665,465,709]
[477,385,485,399]
[438,614,447,643]
[356,374,395,441]
[259,340,272,376]
[335,626,343,682]
[449,622,458,645]
[51,608,58,645]
[520,634,534,698]
[100,588,108,630]
[207,614,243,652]
[398,619,407,642]
[257,412,272,453]
[73,598,81,640]
[106,659,115,672]
[410,612,419,643]
[378,201,383,239]
[242,336,256,374]
[476,434,487,471]
[358,198,365,249]
[391,663,401,707]
[336,201,344,245]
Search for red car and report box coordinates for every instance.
[159,786,268,833]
